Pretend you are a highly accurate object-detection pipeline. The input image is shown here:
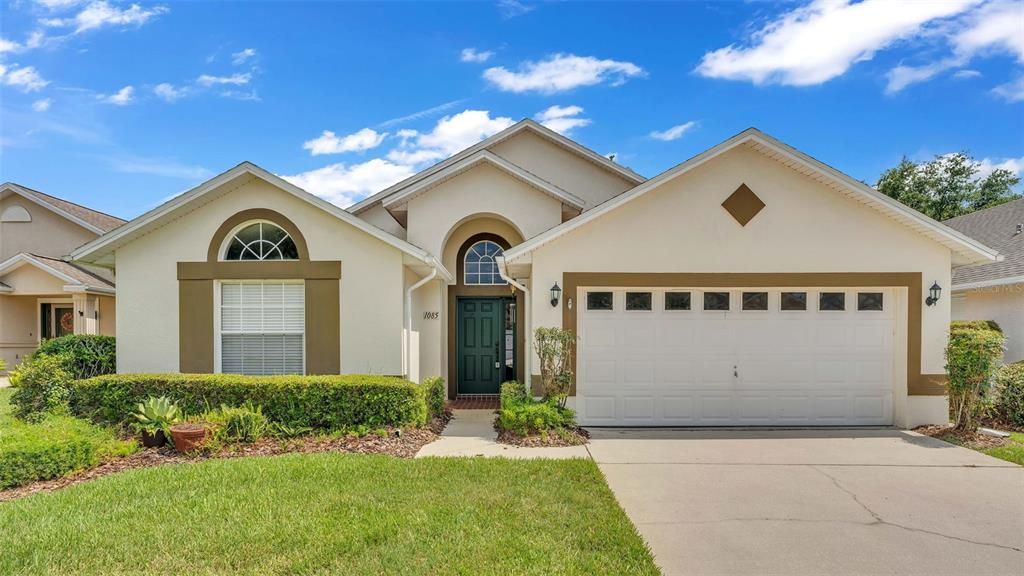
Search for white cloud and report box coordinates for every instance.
[650,121,698,141]
[44,1,169,34]
[534,104,591,134]
[153,82,186,102]
[107,155,212,179]
[884,1,1024,93]
[0,38,20,53]
[35,0,85,9]
[976,155,1024,178]
[387,109,515,165]
[99,85,134,105]
[497,0,534,19]
[953,69,982,79]
[196,73,251,87]
[460,48,494,63]
[992,75,1024,102]
[483,53,645,94]
[231,47,257,65]
[219,89,260,101]
[0,64,49,92]
[282,159,416,206]
[303,128,387,155]
[31,98,52,112]
[696,0,978,87]
[0,32,45,54]
[377,99,466,128]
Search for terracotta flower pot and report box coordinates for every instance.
[140,429,167,448]
[170,423,210,453]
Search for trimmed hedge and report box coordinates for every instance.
[70,374,429,430]
[422,376,445,419]
[950,320,1003,333]
[996,362,1024,426]
[497,381,576,436]
[33,334,116,380]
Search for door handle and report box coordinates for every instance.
[495,343,501,369]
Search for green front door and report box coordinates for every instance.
[457,297,503,394]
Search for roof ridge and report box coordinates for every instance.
[11,183,127,223]
[944,196,1024,225]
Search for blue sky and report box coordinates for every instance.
[1,0,1022,220]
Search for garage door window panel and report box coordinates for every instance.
[780,292,807,311]
[857,292,884,311]
[626,292,652,311]
[586,291,614,311]
[819,292,846,311]
[665,292,691,311]
[742,292,769,311]
[703,292,730,311]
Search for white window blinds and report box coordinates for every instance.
[220,281,304,375]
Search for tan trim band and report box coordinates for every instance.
[560,272,945,397]
[177,261,341,281]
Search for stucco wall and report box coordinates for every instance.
[953,285,1024,362]
[0,264,67,294]
[0,195,99,262]
[490,130,636,209]
[114,176,406,374]
[0,295,39,370]
[359,204,407,240]
[98,295,116,336]
[528,145,952,409]
[406,162,562,259]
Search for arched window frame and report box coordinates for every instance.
[463,240,507,285]
[220,220,300,261]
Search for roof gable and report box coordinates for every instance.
[1,183,126,234]
[348,119,644,215]
[0,252,115,294]
[504,128,999,266]
[70,162,452,281]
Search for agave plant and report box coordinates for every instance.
[132,396,180,433]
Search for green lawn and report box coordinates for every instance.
[0,453,658,575]
[979,431,1024,465]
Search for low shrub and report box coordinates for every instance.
[497,381,576,436]
[1,390,135,489]
[996,363,1024,426]
[9,353,74,420]
[422,376,446,419]
[33,335,116,380]
[946,326,1006,432]
[198,404,270,444]
[950,320,1003,333]
[130,396,180,436]
[70,373,428,430]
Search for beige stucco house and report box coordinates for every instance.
[946,198,1024,362]
[0,183,124,371]
[71,122,998,428]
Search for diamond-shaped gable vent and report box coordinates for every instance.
[721,183,765,226]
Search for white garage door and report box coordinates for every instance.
[576,288,896,426]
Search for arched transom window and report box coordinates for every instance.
[464,240,507,285]
[224,221,299,261]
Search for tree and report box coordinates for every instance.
[876,152,1021,221]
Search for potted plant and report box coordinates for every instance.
[169,422,211,453]
[131,396,180,448]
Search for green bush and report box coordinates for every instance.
[33,335,116,380]
[70,373,428,430]
[421,376,446,419]
[498,381,575,436]
[199,404,270,443]
[996,363,1024,426]
[950,320,1003,333]
[946,327,1006,432]
[0,389,136,489]
[9,353,74,419]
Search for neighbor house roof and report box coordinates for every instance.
[0,252,115,294]
[1,182,126,234]
[348,118,645,215]
[503,128,1000,267]
[945,198,1024,289]
[70,162,453,281]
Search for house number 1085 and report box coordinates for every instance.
[423,312,439,320]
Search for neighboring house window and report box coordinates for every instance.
[0,205,31,222]
[223,221,299,261]
[464,240,507,285]
[220,281,304,375]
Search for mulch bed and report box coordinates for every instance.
[0,414,452,503]
[494,421,590,448]
[914,424,1010,449]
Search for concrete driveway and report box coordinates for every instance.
[588,428,1024,576]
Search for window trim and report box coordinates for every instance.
[463,240,508,286]
[219,219,300,262]
[214,279,306,375]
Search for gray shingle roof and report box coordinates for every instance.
[10,184,126,232]
[944,198,1024,287]
[30,254,115,291]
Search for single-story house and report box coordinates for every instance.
[71,121,998,428]
[946,198,1024,362]
[1,183,124,371]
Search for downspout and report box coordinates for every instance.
[496,256,530,395]
[404,260,438,382]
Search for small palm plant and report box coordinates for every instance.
[131,396,180,447]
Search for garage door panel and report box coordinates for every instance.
[577,287,896,426]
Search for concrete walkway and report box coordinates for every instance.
[415,409,589,459]
[0,377,9,388]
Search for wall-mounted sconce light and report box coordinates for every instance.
[925,282,942,306]
[550,282,562,307]
[78,310,84,317]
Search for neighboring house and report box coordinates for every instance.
[945,198,1024,363]
[0,183,124,371]
[71,122,998,428]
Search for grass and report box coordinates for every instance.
[979,431,1024,465]
[0,453,658,575]
[0,388,136,489]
